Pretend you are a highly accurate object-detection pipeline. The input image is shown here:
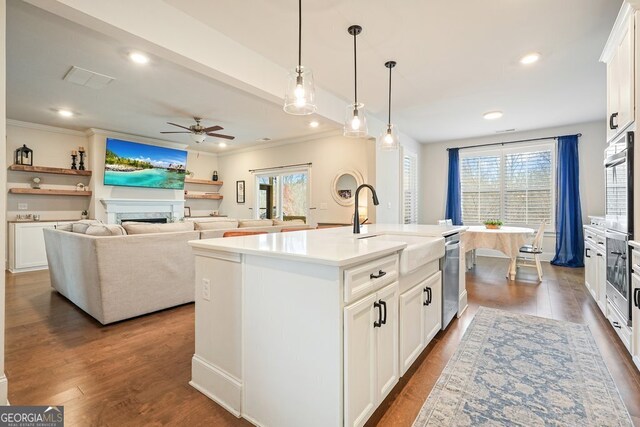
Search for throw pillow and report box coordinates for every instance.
[273,219,305,225]
[238,219,274,228]
[122,221,195,235]
[72,219,102,234]
[85,224,127,236]
[194,220,239,230]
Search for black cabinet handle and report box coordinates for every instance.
[634,288,640,308]
[585,248,591,258]
[612,321,622,329]
[370,270,387,279]
[612,251,624,256]
[610,112,619,130]
[373,301,382,328]
[423,287,432,306]
[380,300,387,325]
[597,253,603,257]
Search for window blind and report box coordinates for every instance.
[460,154,501,223]
[403,154,418,224]
[503,150,552,224]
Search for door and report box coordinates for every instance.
[344,293,377,427]
[15,222,56,269]
[258,183,274,219]
[255,168,310,222]
[607,57,620,141]
[632,273,640,366]
[423,272,442,344]
[399,282,425,375]
[616,16,635,134]
[375,282,399,402]
[584,243,597,299]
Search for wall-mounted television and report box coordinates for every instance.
[104,138,188,190]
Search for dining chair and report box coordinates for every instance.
[222,231,268,237]
[516,222,546,281]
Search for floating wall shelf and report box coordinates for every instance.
[9,165,92,176]
[184,194,223,200]
[184,178,223,186]
[8,188,93,197]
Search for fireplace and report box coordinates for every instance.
[120,218,168,224]
[100,199,185,224]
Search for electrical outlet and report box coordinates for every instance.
[320,202,328,210]
[18,203,27,210]
[202,278,211,301]
[387,202,392,209]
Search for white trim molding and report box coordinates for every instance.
[100,198,185,224]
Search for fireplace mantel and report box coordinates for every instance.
[100,199,184,224]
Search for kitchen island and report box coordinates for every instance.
[188,224,466,427]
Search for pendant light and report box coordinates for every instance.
[344,25,368,137]
[380,60,399,150]
[283,0,316,115]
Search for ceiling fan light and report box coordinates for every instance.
[191,133,206,143]
[379,124,399,150]
[344,103,368,137]
[284,66,317,115]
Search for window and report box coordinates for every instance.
[254,168,310,222]
[460,143,554,227]
[403,153,418,224]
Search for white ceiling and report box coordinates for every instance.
[7,0,622,147]
[6,1,332,153]
[166,0,620,142]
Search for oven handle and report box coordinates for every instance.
[605,154,627,168]
[605,230,629,241]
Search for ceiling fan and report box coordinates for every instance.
[161,117,236,143]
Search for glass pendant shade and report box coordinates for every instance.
[284,66,316,115]
[344,103,368,137]
[379,124,399,150]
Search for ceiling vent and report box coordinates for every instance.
[495,128,516,134]
[63,66,115,89]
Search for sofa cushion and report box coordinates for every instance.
[273,219,306,225]
[122,221,195,235]
[238,219,274,228]
[194,220,239,230]
[72,219,102,234]
[85,224,127,236]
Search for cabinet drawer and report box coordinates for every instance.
[633,250,640,272]
[607,300,632,353]
[344,254,398,303]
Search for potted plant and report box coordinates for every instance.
[483,219,503,230]
[81,210,89,220]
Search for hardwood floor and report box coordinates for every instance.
[5,258,640,426]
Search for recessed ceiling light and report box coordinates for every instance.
[257,137,272,142]
[309,120,320,128]
[57,109,74,118]
[218,142,227,148]
[129,52,150,65]
[483,111,503,120]
[520,52,541,65]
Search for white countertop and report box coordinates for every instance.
[189,223,466,267]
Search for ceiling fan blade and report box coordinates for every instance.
[160,131,191,134]
[166,122,192,131]
[206,133,235,140]
[202,125,223,132]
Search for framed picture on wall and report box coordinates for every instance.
[184,206,191,217]
[236,180,245,204]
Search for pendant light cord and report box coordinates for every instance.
[353,32,358,105]
[297,0,302,70]
[388,65,392,126]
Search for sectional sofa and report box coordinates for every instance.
[43,218,313,324]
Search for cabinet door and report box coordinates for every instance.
[607,57,621,141]
[632,273,640,368]
[399,281,425,375]
[15,223,56,269]
[616,16,635,133]
[596,250,607,312]
[423,272,442,345]
[344,293,378,427]
[584,244,596,299]
[376,282,399,403]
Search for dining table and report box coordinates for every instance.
[461,225,535,280]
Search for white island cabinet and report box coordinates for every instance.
[189,224,462,427]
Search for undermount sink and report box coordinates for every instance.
[365,233,445,275]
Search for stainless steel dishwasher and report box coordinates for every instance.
[441,233,460,329]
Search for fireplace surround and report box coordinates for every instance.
[100,199,184,224]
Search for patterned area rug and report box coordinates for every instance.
[413,307,633,427]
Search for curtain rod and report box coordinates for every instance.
[446,133,582,151]
[249,162,312,173]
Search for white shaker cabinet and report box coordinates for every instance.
[8,221,63,273]
[344,281,399,427]
[632,272,640,371]
[584,242,598,301]
[603,5,635,141]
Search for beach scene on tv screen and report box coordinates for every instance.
[104,138,188,189]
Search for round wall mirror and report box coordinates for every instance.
[331,170,364,206]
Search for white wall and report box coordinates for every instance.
[0,0,9,404]
[421,120,606,258]
[217,134,375,224]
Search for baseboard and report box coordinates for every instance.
[633,355,640,373]
[457,291,468,318]
[0,374,8,405]
[7,265,48,274]
[190,355,241,417]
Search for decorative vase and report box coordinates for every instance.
[485,224,501,230]
[212,171,219,181]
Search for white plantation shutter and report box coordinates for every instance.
[460,143,555,228]
[403,154,418,224]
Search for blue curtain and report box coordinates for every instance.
[551,135,584,267]
[445,148,463,225]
